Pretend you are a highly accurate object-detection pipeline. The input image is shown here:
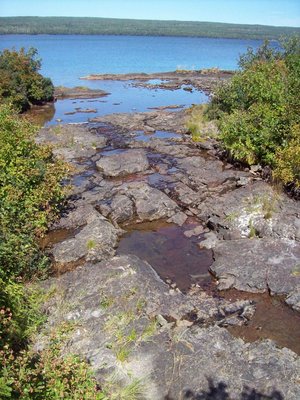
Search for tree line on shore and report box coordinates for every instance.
[1,16,299,39]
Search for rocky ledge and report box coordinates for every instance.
[80,70,233,93]
[54,86,109,99]
[36,108,300,399]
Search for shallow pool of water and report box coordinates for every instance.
[117,220,213,292]
[26,80,207,126]
[220,290,300,355]
[134,130,181,142]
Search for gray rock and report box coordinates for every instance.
[119,181,179,221]
[37,254,300,399]
[167,211,188,226]
[91,109,188,134]
[37,124,107,161]
[210,238,300,299]
[199,181,300,241]
[52,215,120,264]
[184,225,205,238]
[286,288,300,311]
[109,194,134,223]
[53,204,98,230]
[236,176,253,187]
[198,231,218,249]
[96,149,149,177]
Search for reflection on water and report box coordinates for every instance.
[134,130,181,142]
[26,80,207,126]
[117,220,213,292]
[24,103,56,126]
[221,290,300,355]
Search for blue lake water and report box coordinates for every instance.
[0,35,264,86]
[46,80,207,124]
[0,34,264,124]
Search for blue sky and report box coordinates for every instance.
[1,0,299,27]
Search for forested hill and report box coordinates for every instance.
[0,17,299,39]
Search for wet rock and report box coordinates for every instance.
[211,238,300,300]
[198,231,219,249]
[184,225,205,238]
[167,212,188,226]
[52,215,120,264]
[96,149,149,177]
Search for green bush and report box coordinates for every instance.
[0,104,69,280]
[0,280,45,352]
[0,48,54,111]
[0,322,106,399]
[274,124,300,187]
[206,36,300,187]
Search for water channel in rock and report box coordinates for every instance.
[35,77,300,355]
[220,290,300,355]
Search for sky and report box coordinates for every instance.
[0,0,299,27]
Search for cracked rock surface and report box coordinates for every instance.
[36,108,300,399]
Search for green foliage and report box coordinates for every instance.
[0,280,46,352]
[0,323,105,399]
[185,104,208,141]
[0,48,54,111]
[0,17,299,39]
[0,104,69,280]
[274,124,300,187]
[206,36,300,187]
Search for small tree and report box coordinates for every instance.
[0,47,54,111]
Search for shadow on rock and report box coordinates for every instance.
[165,378,284,400]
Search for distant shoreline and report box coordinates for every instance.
[1,16,299,40]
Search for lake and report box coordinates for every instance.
[0,35,263,86]
[0,34,263,124]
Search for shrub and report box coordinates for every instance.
[205,36,300,187]
[0,104,69,280]
[0,322,106,400]
[0,48,54,111]
[274,124,300,187]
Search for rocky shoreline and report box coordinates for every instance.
[35,81,300,398]
[80,69,233,93]
[54,86,109,99]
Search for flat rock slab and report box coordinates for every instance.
[52,215,121,264]
[119,181,179,221]
[96,149,149,177]
[38,254,300,400]
[36,124,107,161]
[199,180,300,241]
[210,238,300,304]
[91,110,188,134]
